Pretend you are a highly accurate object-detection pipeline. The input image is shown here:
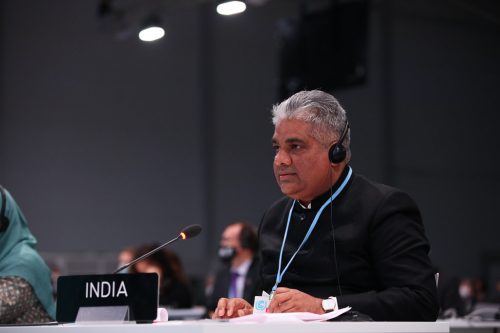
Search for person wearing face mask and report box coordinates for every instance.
[206,222,261,314]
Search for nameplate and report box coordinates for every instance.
[56,273,158,323]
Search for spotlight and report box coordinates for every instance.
[138,16,165,42]
[216,1,247,16]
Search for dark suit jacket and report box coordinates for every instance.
[207,257,261,311]
[259,167,439,321]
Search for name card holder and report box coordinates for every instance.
[57,273,158,323]
[75,305,129,323]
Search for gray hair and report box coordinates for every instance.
[272,90,351,159]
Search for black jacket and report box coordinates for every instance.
[207,257,261,311]
[258,168,439,321]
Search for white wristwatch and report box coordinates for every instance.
[321,296,338,312]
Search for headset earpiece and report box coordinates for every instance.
[328,121,350,164]
[328,144,347,164]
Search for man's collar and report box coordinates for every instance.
[298,201,312,209]
[296,165,351,211]
[231,258,252,275]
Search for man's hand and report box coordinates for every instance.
[268,287,324,313]
[211,298,253,319]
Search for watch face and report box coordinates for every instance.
[322,298,335,311]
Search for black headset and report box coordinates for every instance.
[327,121,350,297]
[328,120,350,164]
[0,185,10,232]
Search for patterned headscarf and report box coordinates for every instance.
[0,186,55,319]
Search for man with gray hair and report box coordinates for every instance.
[213,90,439,321]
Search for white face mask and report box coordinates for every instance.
[459,285,472,298]
[218,246,236,264]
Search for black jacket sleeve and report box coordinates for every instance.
[337,191,439,321]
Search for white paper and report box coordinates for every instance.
[229,306,351,323]
[154,308,169,322]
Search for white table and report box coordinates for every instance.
[445,319,500,333]
[0,321,449,333]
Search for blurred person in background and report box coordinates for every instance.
[494,280,500,303]
[436,271,466,318]
[459,277,487,314]
[0,185,55,323]
[129,243,193,308]
[116,246,136,274]
[47,262,62,301]
[207,222,260,314]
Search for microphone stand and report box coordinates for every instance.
[113,235,181,274]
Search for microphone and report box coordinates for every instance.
[112,224,202,274]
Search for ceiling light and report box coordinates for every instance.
[216,1,247,16]
[138,16,165,42]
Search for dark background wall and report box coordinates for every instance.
[0,0,499,284]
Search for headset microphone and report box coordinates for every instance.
[113,224,202,274]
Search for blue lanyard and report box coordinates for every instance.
[270,166,353,299]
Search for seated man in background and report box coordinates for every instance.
[212,90,439,321]
[129,244,193,308]
[207,222,260,314]
[0,185,55,323]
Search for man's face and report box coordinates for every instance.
[220,224,242,251]
[272,119,333,203]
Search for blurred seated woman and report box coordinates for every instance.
[129,244,193,308]
[0,186,55,323]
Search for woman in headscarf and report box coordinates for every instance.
[0,185,55,323]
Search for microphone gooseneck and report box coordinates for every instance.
[113,224,203,274]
